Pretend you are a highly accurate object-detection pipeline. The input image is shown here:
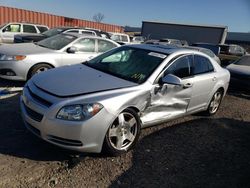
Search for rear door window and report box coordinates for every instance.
[192,55,214,75]
[73,38,95,52]
[37,26,48,33]
[23,25,37,33]
[97,39,117,52]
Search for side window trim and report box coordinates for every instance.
[154,54,193,84]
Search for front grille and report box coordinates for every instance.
[27,86,52,107]
[48,135,83,147]
[25,121,41,136]
[23,102,44,122]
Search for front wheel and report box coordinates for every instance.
[206,90,223,115]
[28,64,53,79]
[103,108,141,156]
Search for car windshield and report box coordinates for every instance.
[85,46,166,84]
[36,34,76,50]
[234,56,250,66]
[42,28,64,37]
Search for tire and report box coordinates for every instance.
[28,64,53,79]
[103,108,141,156]
[205,89,223,115]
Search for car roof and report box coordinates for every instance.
[127,44,193,55]
[61,33,118,42]
[8,22,48,27]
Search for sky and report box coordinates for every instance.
[0,0,250,32]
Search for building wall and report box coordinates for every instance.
[0,6,123,32]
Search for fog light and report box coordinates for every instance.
[0,69,16,76]
[6,71,16,76]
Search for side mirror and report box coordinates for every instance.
[66,46,77,53]
[161,74,182,85]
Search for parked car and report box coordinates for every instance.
[219,44,246,56]
[191,43,220,55]
[0,33,119,81]
[144,38,182,46]
[20,44,230,155]
[14,27,108,43]
[109,32,130,44]
[83,28,111,39]
[131,36,146,44]
[226,55,250,88]
[0,22,49,43]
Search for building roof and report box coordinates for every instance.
[226,32,250,43]
[124,26,141,33]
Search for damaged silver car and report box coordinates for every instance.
[20,44,230,155]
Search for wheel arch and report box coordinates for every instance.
[27,62,55,80]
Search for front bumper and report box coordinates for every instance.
[20,85,114,153]
[0,60,28,81]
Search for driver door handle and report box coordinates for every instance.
[183,83,193,89]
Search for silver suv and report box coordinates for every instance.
[0,22,49,43]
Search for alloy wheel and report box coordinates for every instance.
[108,112,138,151]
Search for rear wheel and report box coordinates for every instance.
[103,108,141,156]
[28,64,53,79]
[206,89,223,115]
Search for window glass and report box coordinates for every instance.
[234,56,250,66]
[81,31,95,36]
[121,35,129,42]
[37,26,48,33]
[86,46,166,84]
[73,38,95,52]
[4,24,21,32]
[192,55,214,75]
[42,28,63,37]
[66,30,79,33]
[165,55,192,78]
[36,34,76,50]
[110,34,120,42]
[23,25,37,33]
[98,40,117,52]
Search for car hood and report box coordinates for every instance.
[32,64,138,97]
[0,43,53,55]
[226,64,250,75]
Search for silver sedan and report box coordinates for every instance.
[0,33,119,81]
[20,44,230,155]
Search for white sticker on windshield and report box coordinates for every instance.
[148,52,167,59]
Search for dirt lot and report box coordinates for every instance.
[0,78,250,188]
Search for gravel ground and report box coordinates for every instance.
[0,78,250,188]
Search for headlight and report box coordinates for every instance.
[0,55,26,61]
[56,103,103,121]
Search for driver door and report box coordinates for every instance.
[1,23,21,43]
[141,55,194,125]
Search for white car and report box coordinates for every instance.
[0,33,120,81]
[0,22,49,43]
[109,32,130,44]
[20,44,230,155]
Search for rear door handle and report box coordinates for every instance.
[183,83,193,89]
[212,77,217,81]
